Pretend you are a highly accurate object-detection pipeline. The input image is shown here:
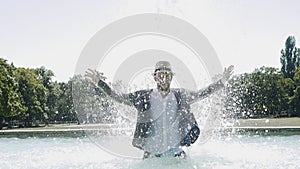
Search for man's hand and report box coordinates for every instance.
[85,69,106,85]
[221,65,234,83]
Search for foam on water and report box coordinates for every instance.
[0,134,299,169]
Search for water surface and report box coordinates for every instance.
[0,132,299,169]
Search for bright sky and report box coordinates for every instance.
[1,0,300,82]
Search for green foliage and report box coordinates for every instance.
[35,67,54,89]
[225,36,300,119]
[15,67,48,122]
[0,64,75,125]
[280,36,300,79]
[294,67,300,86]
[290,67,300,116]
[0,59,25,117]
[225,67,294,118]
[289,86,300,116]
[2,35,300,125]
[35,67,56,121]
[55,81,76,122]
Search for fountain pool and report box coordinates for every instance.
[0,129,299,169]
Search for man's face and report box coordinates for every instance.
[154,71,173,91]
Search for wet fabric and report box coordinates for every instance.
[143,89,180,154]
[95,79,225,152]
[130,88,200,150]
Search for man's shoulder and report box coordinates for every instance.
[130,89,153,97]
[171,88,187,93]
[171,88,193,99]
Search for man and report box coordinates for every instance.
[85,61,233,159]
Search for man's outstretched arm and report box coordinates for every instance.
[85,69,133,106]
[186,65,234,104]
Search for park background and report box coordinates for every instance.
[1,0,300,128]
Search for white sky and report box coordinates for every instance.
[1,0,300,82]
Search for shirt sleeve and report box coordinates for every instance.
[184,79,225,104]
[95,79,135,106]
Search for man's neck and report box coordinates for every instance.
[157,87,170,97]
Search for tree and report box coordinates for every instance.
[290,67,300,116]
[35,67,54,89]
[290,86,300,117]
[294,67,300,86]
[55,81,76,122]
[225,67,291,118]
[0,58,25,120]
[45,81,61,122]
[35,67,56,122]
[15,68,48,126]
[280,36,300,79]
[0,59,25,129]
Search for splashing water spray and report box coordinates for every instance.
[73,13,229,159]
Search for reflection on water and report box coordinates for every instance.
[0,132,299,169]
